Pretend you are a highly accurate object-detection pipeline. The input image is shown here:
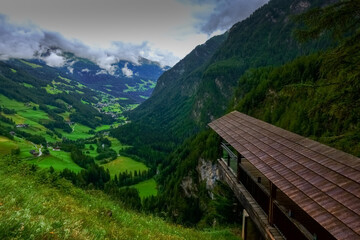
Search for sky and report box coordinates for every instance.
[0,0,268,71]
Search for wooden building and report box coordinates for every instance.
[209,111,360,240]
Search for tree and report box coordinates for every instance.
[294,0,360,81]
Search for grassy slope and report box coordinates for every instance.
[0,136,18,155]
[0,136,82,172]
[58,123,93,141]
[102,156,148,178]
[0,95,57,142]
[0,156,239,240]
[28,150,82,173]
[132,179,158,199]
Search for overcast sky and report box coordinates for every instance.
[0,0,268,69]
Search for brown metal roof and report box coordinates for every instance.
[209,111,360,239]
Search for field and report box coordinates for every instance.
[0,134,81,172]
[28,150,82,173]
[0,136,36,159]
[0,95,58,142]
[95,124,111,132]
[0,136,18,155]
[0,156,240,240]
[84,144,98,158]
[109,137,130,153]
[19,59,42,68]
[102,156,148,178]
[123,79,156,93]
[57,123,93,140]
[132,178,157,199]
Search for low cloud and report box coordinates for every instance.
[180,0,269,35]
[43,52,66,67]
[121,63,133,78]
[0,14,179,74]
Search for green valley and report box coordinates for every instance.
[2,0,359,239]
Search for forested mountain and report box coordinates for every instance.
[20,54,167,104]
[111,0,360,227]
[127,0,335,141]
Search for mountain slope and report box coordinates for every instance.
[129,34,228,136]
[0,155,239,240]
[111,0,348,227]
[21,53,167,104]
[127,0,334,141]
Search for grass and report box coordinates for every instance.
[102,156,147,178]
[0,136,37,159]
[28,150,82,173]
[58,75,72,83]
[95,124,112,132]
[19,59,42,68]
[109,137,130,153]
[58,123,93,140]
[23,83,34,88]
[44,84,63,94]
[0,135,80,172]
[131,179,157,199]
[0,95,58,142]
[0,136,18,155]
[0,156,240,240]
[123,80,156,93]
[103,103,123,114]
[81,99,90,105]
[84,144,98,158]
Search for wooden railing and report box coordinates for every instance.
[220,157,313,240]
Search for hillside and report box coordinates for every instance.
[126,0,334,141]
[0,155,239,240]
[1,0,358,236]
[16,53,168,104]
[110,0,360,227]
[0,58,160,204]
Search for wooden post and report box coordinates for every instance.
[218,137,223,159]
[242,209,249,240]
[268,182,277,226]
[237,152,241,182]
[227,152,231,166]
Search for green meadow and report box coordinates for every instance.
[0,156,239,240]
[84,144,98,158]
[28,150,82,173]
[109,137,130,153]
[57,123,93,140]
[19,59,42,68]
[0,95,58,142]
[102,156,148,178]
[0,136,18,155]
[0,135,81,172]
[95,124,111,132]
[132,178,157,199]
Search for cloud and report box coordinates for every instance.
[43,52,66,67]
[180,0,269,35]
[121,63,133,78]
[0,14,179,74]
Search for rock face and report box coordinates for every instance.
[180,176,198,198]
[197,158,220,198]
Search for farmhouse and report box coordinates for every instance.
[29,150,39,156]
[16,124,29,128]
